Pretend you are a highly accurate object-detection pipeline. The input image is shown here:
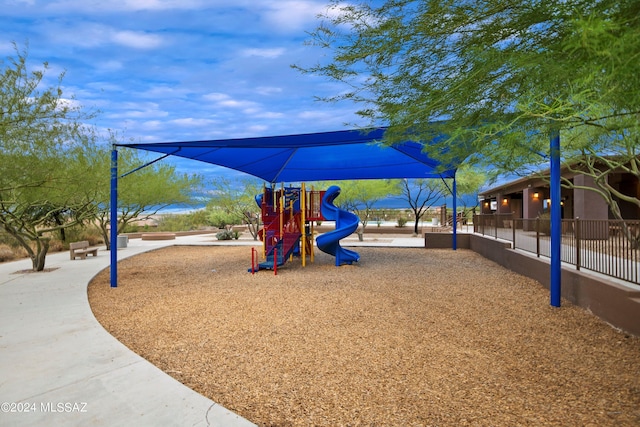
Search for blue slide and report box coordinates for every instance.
[316,185,360,266]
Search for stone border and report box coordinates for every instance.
[141,233,176,241]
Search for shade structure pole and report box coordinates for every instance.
[452,174,457,250]
[110,147,118,288]
[550,132,561,307]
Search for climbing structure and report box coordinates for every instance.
[250,184,325,272]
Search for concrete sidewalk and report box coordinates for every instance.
[0,235,257,427]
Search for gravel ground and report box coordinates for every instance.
[88,246,640,426]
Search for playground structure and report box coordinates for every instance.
[250,184,360,272]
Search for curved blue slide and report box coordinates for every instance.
[316,185,360,266]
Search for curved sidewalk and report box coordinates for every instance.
[0,235,257,427]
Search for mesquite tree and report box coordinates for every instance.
[0,45,98,271]
[297,0,640,227]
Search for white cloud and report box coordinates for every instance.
[125,110,170,119]
[227,99,260,109]
[245,124,269,134]
[96,60,124,72]
[119,0,204,10]
[203,92,259,110]
[39,97,81,111]
[86,81,124,92]
[44,0,207,13]
[255,86,283,96]
[137,86,193,101]
[202,93,229,102]
[261,0,327,33]
[254,111,285,119]
[48,22,164,49]
[297,110,334,120]
[105,101,169,120]
[170,118,218,127]
[6,0,35,5]
[240,48,286,59]
[111,30,163,49]
[0,41,18,55]
[2,0,364,146]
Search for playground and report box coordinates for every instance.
[88,244,640,427]
[99,132,640,425]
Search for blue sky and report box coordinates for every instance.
[1,0,379,189]
[2,0,364,144]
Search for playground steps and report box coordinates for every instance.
[254,234,302,271]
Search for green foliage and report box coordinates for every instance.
[156,210,212,232]
[0,230,20,248]
[299,0,640,235]
[206,207,238,230]
[299,0,640,172]
[0,44,98,270]
[315,179,401,232]
[91,140,203,249]
[206,178,262,240]
[59,224,103,247]
[185,209,211,228]
[455,166,488,200]
[216,229,240,240]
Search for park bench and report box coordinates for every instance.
[70,241,99,260]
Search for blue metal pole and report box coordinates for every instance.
[452,174,457,250]
[110,147,118,288]
[550,132,561,306]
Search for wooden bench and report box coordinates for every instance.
[70,241,99,260]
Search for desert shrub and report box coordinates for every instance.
[396,216,408,227]
[48,239,65,253]
[155,214,184,231]
[537,213,551,235]
[0,244,28,262]
[216,229,239,240]
[186,210,211,228]
[157,211,212,232]
[61,225,89,243]
[58,225,104,247]
[0,226,104,263]
[208,208,237,230]
[122,223,141,233]
[84,232,104,246]
[0,231,18,247]
[0,244,16,262]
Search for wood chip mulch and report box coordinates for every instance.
[88,246,640,426]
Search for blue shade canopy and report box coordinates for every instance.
[116,128,458,183]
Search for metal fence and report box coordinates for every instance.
[473,214,640,285]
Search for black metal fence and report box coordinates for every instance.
[473,214,640,285]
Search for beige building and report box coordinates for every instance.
[479,167,639,222]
